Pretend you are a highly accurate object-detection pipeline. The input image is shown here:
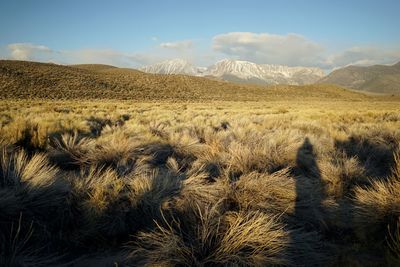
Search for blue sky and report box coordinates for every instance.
[0,0,399,70]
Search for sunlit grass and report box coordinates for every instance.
[0,98,399,266]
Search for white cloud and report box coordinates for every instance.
[160,40,193,50]
[5,43,160,67]
[212,32,324,66]
[7,43,53,60]
[4,36,400,71]
[324,46,400,68]
[212,32,400,70]
[65,49,159,66]
[4,41,197,67]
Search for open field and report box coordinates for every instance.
[1,98,400,266]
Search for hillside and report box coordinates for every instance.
[0,60,369,101]
[318,62,400,94]
[71,64,117,71]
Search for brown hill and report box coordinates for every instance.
[317,61,400,94]
[0,60,370,101]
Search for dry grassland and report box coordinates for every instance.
[0,99,400,266]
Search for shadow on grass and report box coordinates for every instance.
[335,136,397,179]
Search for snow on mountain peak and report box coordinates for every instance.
[140,58,325,85]
[140,59,204,75]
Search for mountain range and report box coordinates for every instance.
[141,59,325,85]
[141,59,400,94]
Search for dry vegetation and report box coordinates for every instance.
[0,60,378,101]
[0,98,399,266]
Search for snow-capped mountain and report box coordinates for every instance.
[140,59,205,76]
[206,59,325,85]
[141,59,325,85]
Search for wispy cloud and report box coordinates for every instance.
[7,43,53,61]
[160,40,193,50]
[65,49,160,66]
[324,46,400,69]
[4,43,160,67]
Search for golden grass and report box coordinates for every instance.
[0,98,399,266]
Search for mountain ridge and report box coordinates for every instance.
[317,61,400,94]
[140,58,325,85]
[140,59,206,76]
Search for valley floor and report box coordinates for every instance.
[1,99,400,266]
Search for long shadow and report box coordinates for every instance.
[285,137,330,266]
[294,137,326,231]
[293,138,372,265]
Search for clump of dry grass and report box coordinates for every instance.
[335,130,399,178]
[84,133,137,174]
[353,150,400,241]
[129,203,289,266]
[65,167,182,248]
[0,148,68,265]
[230,169,297,216]
[0,148,68,223]
[169,171,229,212]
[1,120,43,152]
[354,178,400,224]
[48,131,93,169]
[126,170,181,229]
[320,152,367,199]
[214,211,288,266]
[227,131,301,176]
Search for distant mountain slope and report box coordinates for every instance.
[141,59,325,85]
[318,62,400,94]
[0,60,369,101]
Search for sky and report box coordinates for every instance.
[0,0,399,71]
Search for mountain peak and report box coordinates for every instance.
[215,58,252,64]
[162,58,190,65]
[206,59,325,84]
[140,58,203,75]
[141,59,325,85]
